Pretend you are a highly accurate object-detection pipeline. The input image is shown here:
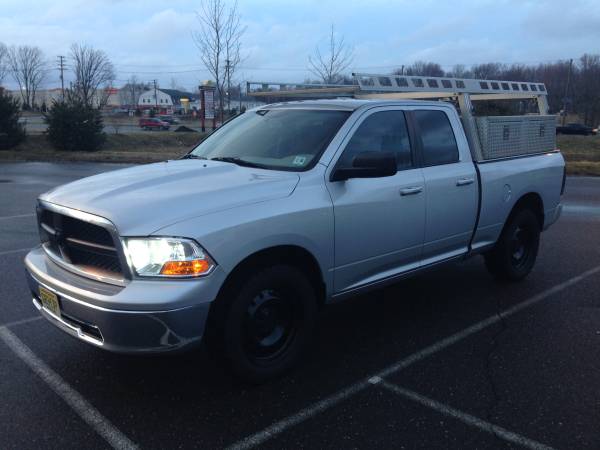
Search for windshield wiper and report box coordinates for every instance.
[180,153,207,160]
[210,156,267,169]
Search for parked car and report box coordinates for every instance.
[139,118,170,130]
[159,115,180,125]
[556,123,597,135]
[25,100,565,382]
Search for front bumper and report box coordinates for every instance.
[24,246,225,354]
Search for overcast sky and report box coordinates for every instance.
[1,0,598,91]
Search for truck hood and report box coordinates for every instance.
[40,160,300,235]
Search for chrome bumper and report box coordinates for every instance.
[25,247,223,354]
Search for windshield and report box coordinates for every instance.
[189,109,350,171]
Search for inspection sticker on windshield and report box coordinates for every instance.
[292,156,307,166]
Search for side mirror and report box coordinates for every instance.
[331,151,397,182]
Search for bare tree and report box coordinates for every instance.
[399,61,445,77]
[308,24,354,84]
[192,0,245,121]
[446,64,472,79]
[70,43,115,108]
[0,42,8,85]
[575,54,600,126]
[120,75,147,110]
[7,45,46,109]
[471,62,506,80]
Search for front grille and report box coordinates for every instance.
[38,206,124,281]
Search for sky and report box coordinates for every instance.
[1,0,599,92]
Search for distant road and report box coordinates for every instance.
[19,115,206,134]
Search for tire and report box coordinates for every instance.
[206,265,318,383]
[484,209,541,282]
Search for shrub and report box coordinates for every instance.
[0,90,26,150]
[45,96,105,152]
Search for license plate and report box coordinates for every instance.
[39,286,60,317]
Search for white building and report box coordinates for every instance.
[138,89,174,110]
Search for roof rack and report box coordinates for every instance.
[353,72,546,97]
[246,73,553,162]
[246,73,548,111]
[246,81,357,99]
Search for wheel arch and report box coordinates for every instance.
[214,245,327,308]
[509,192,545,229]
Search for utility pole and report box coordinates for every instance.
[225,59,231,115]
[562,58,573,126]
[153,79,158,112]
[57,56,66,99]
[238,83,242,113]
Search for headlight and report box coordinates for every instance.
[123,238,215,277]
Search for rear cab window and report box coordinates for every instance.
[412,110,459,166]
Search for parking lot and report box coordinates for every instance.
[1,161,599,449]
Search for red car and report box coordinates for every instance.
[139,118,170,130]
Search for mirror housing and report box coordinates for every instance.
[331,151,397,182]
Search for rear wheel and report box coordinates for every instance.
[484,209,541,281]
[207,265,317,383]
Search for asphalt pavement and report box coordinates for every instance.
[1,161,599,449]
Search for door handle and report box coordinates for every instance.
[456,177,475,186]
[400,186,423,196]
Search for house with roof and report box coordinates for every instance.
[138,88,199,114]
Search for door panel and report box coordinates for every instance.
[410,109,478,264]
[421,163,478,263]
[327,108,426,293]
[329,169,426,292]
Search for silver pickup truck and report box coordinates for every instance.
[25,98,565,382]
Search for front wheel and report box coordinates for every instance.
[207,265,318,383]
[484,209,541,281]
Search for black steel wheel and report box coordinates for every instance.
[207,264,317,383]
[485,208,541,281]
[243,288,299,362]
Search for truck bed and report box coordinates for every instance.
[470,151,565,253]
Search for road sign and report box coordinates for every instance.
[204,89,215,120]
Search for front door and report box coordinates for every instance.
[327,108,426,293]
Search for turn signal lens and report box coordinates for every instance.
[160,259,211,276]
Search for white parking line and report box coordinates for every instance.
[0,327,138,450]
[228,381,371,450]
[2,316,42,328]
[228,264,600,449]
[0,213,35,221]
[0,247,31,257]
[373,378,555,450]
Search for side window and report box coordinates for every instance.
[338,110,412,170]
[413,110,459,166]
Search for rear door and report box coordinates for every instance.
[327,107,426,293]
[410,108,478,264]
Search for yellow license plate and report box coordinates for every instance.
[39,286,60,317]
